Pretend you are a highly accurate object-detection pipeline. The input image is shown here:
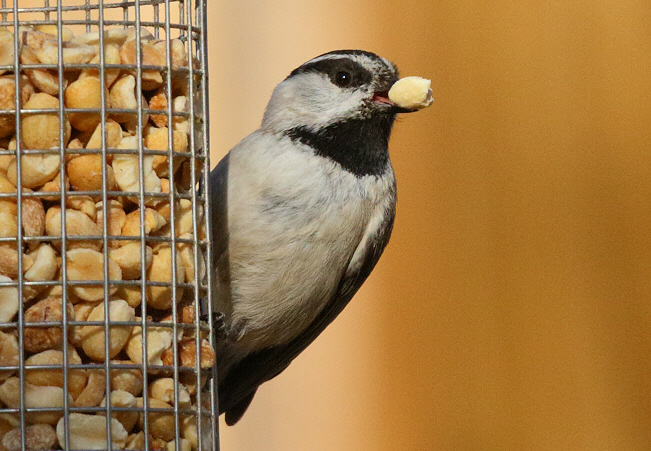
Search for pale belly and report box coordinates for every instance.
[226,195,369,351]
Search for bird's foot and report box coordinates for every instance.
[199,311,227,338]
[213,312,227,338]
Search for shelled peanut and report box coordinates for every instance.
[0,25,211,451]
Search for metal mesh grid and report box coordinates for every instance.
[0,1,218,451]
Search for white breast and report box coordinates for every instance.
[220,131,394,351]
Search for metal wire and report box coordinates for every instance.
[52,2,72,450]
[0,1,216,450]
[10,3,27,451]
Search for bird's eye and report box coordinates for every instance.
[334,71,352,87]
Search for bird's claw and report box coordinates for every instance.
[214,312,228,339]
[199,311,226,335]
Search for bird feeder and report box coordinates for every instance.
[0,1,219,450]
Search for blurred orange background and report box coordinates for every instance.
[208,0,651,450]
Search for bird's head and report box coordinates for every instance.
[261,50,414,134]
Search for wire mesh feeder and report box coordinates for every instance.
[0,1,219,451]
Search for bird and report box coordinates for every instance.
[210,49,422,425]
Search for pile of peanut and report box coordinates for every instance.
[0,24,214,451]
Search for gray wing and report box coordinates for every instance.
[217,195,396,425]
[209,153,231,307]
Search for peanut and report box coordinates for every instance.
[0,331,18,382]
[80,299,135,361]
[0,274,18,322]
[65,76,106,132]
[20,46,65,96]
[56,413,128,450]
[0,377,72,425]
[0,414,20,451]
[73,369,106,408]
[24,346,87,400]
[148,377,191,408]
[0,78,16,138]
[136,398,175,441]
[120,40,165,90]
[24,296,74,354]
[166,438,192,451]
[65,248,122,301]
[109,242,153,280]
[79,44,122,88]
[68,154,118,192]
[125,325,174,368]
[0,28,14,77]
[20,92,71,151]
[45,207,102,251]
[101,389,139,432]
[146,246,185,310]
[109,360,143,397]
[2,424,58,451]
[6,153,61,189]
[161,339,215,370]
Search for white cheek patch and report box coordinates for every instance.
[262,73,368,132]
[295,73,343,113]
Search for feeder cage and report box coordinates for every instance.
[0,1,219,450]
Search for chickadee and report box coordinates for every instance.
[211,50,420,425]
